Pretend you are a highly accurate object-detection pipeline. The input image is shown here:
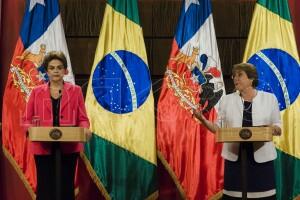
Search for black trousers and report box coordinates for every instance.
[34,152,78,200]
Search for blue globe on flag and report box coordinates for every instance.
[92,50,151,114]
[248,48,300,111]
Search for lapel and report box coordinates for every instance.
[42,84,52,112]
[60,83,73,112]
[234,92,244,126]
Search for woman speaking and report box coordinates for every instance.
[193,63,281,199]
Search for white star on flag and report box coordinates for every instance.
[185,0,200,12]
[191,73,200,84]
[36,71,47,81]
[29,0,45,12]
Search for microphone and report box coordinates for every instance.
[56,89,62,126]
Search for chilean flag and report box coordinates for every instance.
[157,0,225,199]
[2,0,74,197]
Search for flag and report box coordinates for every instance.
[243,0,300,199]
[82,0,157,199]
[2,0,74,197]
[156,0,225,199]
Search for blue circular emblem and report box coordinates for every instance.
[248,48,300,111]
[92,50,151,114]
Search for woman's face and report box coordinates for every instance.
[46,59,66,83]
[232,70,253,92]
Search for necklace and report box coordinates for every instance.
[243,101,252,111]
[239,89,257,111]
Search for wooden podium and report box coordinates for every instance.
[216,127,273,200]
[28,127,86,200]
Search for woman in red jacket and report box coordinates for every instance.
[23,51,91,200]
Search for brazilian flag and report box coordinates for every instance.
[243,0,300,199]
[82,0,157,199]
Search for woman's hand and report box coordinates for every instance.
[192,109,206,123]
[192,109,218,133]
[270,125,281,136]
[84,128,92,140]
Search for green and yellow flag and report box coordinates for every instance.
[82,0,157,199]
[243,0,300,199]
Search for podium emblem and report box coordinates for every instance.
[239,128,252,140]
[49,128,62,140]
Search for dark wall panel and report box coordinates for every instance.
[152,0,181,37]
[152,39,173,76]
[140,0,153,37]
[60,0,105,37]
[66,37,98,75]
[213,0,241,37]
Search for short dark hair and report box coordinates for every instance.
[42,51,68,70]
[232,63,259,87]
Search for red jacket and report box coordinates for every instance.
[23,82,90,155]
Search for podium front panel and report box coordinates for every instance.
[28,127,86,142]
[216,127,273,142]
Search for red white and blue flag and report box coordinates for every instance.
[157,0,225,199]
[2,0,73,197]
